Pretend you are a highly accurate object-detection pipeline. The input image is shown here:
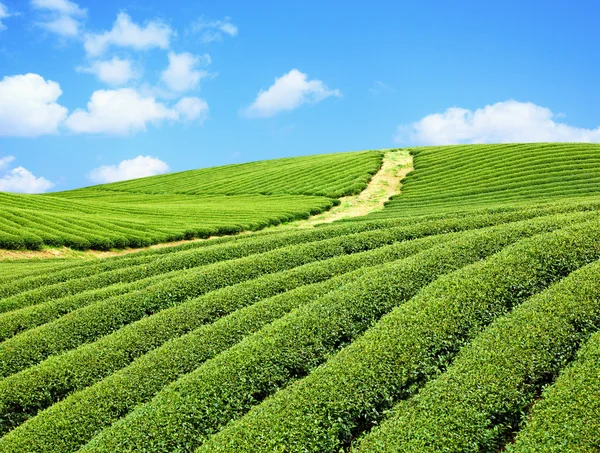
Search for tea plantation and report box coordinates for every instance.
[0,143,599,452]
[0,151,383,250]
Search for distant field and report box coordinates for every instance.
[0,151,383,250]
[367,142,600,218]
[77,151,381,197]
[1,143,599,453]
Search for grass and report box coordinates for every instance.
[1,143,600,452]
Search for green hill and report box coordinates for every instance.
[0,151,383,250]
[0,143,599,453]
[370,142,600,218]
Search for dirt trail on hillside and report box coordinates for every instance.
[293,149,412,226]
[0,150,413,261]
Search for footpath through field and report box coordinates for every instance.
[291,149,412,226]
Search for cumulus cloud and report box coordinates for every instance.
[174,97,209,122]
[65,88,177,135]
[243,69,341,118]
[398,100,600,145]
[84,12,173,57]
[160,52,210,92]
[65,88,207,135]
[0,73,68,137]
[89,155,169,183]
[0,167,55,193]
[31,0,86,38]
[0,2,12,30]
[190,16,238,43]
[0,157,54,193]
[78,57,139,85]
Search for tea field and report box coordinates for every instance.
[0,143,599,452]
[0,151,383,250]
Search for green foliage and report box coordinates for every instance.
[78,151,383,198]
[0,232,446,452]
[1,221,415,317]
[3,222,458,378]
[5,207,582,344]
[0,193,336,250]
[199,219,600,453]
[80,216,572,453]
[353,259,600,452]
[506,330,600,452]
[0,231,445,437]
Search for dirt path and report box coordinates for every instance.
[0,150,413,261]
[293,149,412,226]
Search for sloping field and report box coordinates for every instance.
[368,142,600,218]
[0,151,383,251]
[1,143,600,452]
[73,151,382,197]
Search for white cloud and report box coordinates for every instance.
[65,88,177,135]
[31,0,85,16]
[78,57,139,85]
[65,88,208,135]
[31,0,86,38]
[0,155,15,170]
[397,100,600,145]
[38,14,80,37]
[89,155,169,183]
[0,3,12,31]
[160,52,210,92]
[243,69,342,118]
[84,12,173,57]
[174,97,209,122]
[0,73,68,137]
[190,16,238,43]
[0,165,54,193]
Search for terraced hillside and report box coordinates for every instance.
[368,142,600,219]
[0,151,382,251]
[1,143,600,453]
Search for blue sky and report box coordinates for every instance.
[0,0,599,192]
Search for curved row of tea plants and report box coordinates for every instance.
[506,327,600,452]
[0,234,446,451]
[0,209,593,452]
[353,258,600,452]
[195,220,600,453]
[0,231,448,433]
[5,206,597,344]
[74,218,561,453]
